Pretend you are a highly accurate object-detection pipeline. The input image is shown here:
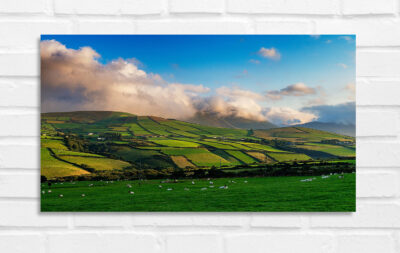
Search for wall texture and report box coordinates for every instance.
[0,0,399,252]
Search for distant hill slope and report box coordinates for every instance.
[293,122,355,137]
[187,112,276,130]
[254,126,355,143]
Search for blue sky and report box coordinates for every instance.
[41,35,355,125]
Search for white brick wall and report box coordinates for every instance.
[0,1,399,252]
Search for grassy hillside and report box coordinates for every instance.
[41,111,355,180]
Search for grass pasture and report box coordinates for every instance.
[41,148,90,179]
[185,152,231,167]
[41,173,355,212]
[60,156,131,171]
[299,143,355,157]
[41,138,68,150]
[246,151,267,162]
[151,139,200,148]
[225,150,257,164]
[268,152,311,162]
[170,156,195,168]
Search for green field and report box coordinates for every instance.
[299,143,355,157]
[41,173,355,212]
[60,156,131,171]
[151,139,200,148]
[41,148,90,179]
[268,152,311,162]
[225,150,257,164]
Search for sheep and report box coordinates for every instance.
[192,181,195,185]
[209,181,214,185]
[167,188,173,191]
[48,190,52,193]
[219,185,228,189]
[89,183,93,187]
[127,184,132,188]
[201,187,207,191]
[59,194,63,198]
[129,191,134,195]
[159,185,162,188]
[184,187,190,191]
[338,175,344,179]
[244,180,248,183]
[300,178,313,182]
[42,191,45,194]
[209,185,214,188]
[321,175,330,179]
[81,194,85,197]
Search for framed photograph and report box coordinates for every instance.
[40,35,355,212]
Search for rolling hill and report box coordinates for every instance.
[293,121,355,137]
[187,111,276,130]
[41,111,355,180]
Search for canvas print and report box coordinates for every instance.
[40,35,355,212]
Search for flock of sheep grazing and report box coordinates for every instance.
[42,173,349,199]
[41,178,247,199]
[300,173,345,182]
[154,178,244,192]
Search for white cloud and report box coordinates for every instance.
[258,47,281,60]
[41,40,207,119]
[338,63,348,69]
[266,83,316,100]
[265,107,317,125]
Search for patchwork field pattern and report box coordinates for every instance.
[41,111,355,179]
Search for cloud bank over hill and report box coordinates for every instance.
[41,40,354,126]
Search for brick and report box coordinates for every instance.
[48,233,159,253]
[131,214,247,227]
[54,0,122,15]
[342,0,395,15]
[250,213,302,227]
[357,172,398,197]
[0,145,39,169]
[0,114,39,136]
[226,234,332,253]
[356,111,397,136]
[357,50,400,77]
[310,203,400,228]
[357,142,400,167]
[255,20,312,34]
[336,234,396,253]
[227,0,339,15]
[357,80,400,105]
[0,80,38,107]
[77,20,134,34]
[315,18,400,46]
[0,0,46,14]
[121,0,163,15]
[0,53,38,76]
[73,214,131,227]
[131,214,193,226]
[0,234,45,253]
[166,234,222,253]
[169,0,224,13]
[0,173,38,198]
[0,21,72,50]
[0,201,68,227]
[135,20,253,34]
[191,214,248,227]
